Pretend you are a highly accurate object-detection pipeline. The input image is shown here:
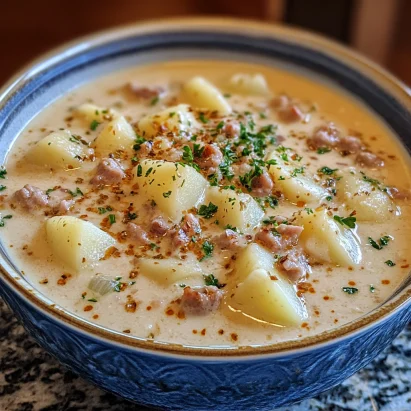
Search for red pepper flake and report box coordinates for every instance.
[200,328,206,336]
[218,329,224,335]
[323,295,330,301]
[314,310,320,316]
[381,279,390,285]
[348,280,356,286]
[92,314,99,319]
[166,308,174,316]
[309,287,316,294]
[296,200,306,208]
[146,306,152,311]
[270,275,278,281]
[301,322,309,328]
[401,264,410,269]
[84,305,93,312]
[192,329,198,334]
[177,310,185,319]
[334,318,339,323]
[230,333,238,342]
[123,329,131,334]
[129,270,139,279]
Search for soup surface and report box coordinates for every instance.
[1,60,410,347]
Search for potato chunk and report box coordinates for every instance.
[135,159,208,221]
[93,116,135,155]
[183,77,231,115]
[137,257,203,285]
[229,243,307,326]
[74,103,119,123]
[336,169,397,222]
[46,216,116,271]
[266,150,327,204]
[297,209,362,266]
[138,104,196,138]
[30,130,90,170]
[228,73,270,95]
[206,187,264,233]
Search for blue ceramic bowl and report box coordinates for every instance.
[1,18,411,411]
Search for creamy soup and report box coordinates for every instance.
[1,60,410,347]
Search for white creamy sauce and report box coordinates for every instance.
[1,60,410,347]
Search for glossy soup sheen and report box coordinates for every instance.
[1,60,411,348]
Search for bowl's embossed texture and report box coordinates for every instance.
[0,19,411,411]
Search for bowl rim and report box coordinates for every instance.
[1,16,410,358]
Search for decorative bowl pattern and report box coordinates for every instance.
[0,18,410,410]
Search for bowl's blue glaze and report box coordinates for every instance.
[0,18,410,411]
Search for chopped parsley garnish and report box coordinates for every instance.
[145,167,153,177]
[199,113,209,124]
[370,285,376,293]
[68,187,83,197]
[112,277,123,292]
[133,135,147,151]
[127,212,137,220]
[193,144,204,158]
[256,196,279,210]
[262,216,279,226]
[0,185,6,191]
[342,286,358,295]
[203,274,225,288]
[88,298,98,302]
[108,214,116,224]
[149,242,159,250]
[291,167,305,177]
[318,166,338,175]
[216,121,224,131]
[305,208,313,214]
[181,146,200,171]
[179,283,186,288]
[136,164,143,177]
[0,214,12,227]
[385,260,396,267]
[163,191,172,198]
[317,147,331,154]
[150,96,159,106]
[224,224,238,232]
[368,235,392,250]
[239,163,264,192]
[45,188,55,195]
[98,206,112,214]
[0,168,7,179]
[198,202,218,219]
[200,241,214,261]
[326,195,333,201]
[90,120,100,131]
[333,214,357,229]
[259,112,267,119]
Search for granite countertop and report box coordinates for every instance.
[1,298,410,411]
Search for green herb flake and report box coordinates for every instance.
[198,202,218,219]
[200,241,214,261]
[90,120,100,131]
[305,208,313,215]
[137,164,143,177]
[108,214,116,224]
[68,187,83,197]
[199,113,209,124]
[0,168,7,179]
[0,214,12,227]
[98,206,112,214]
[216,121,225,131]
[150,96,159,106]
[87,298,98,302]
[149,242,159,250]
[318,166,338,175]
[163,191,172,198]
[333,214,357,229]
[370,284,376,293]
[385,260,396,267]
[316,147,331,154]
[342,286,358,295]
[368,235,392,250]
[203,274,225,288]
[0,185,6,192]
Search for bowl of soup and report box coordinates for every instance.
[0,17,410,410]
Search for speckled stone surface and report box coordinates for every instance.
[1,298,410,411]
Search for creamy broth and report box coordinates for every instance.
[1,60,411,347]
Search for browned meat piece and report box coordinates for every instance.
[215,229,239,250]
[387,186,411,200]
[90,158,125,186]
[338,135,363,154]
[56,199,74,214]
[126,223,150,245]
[163,148,183,162]
[270,94,290,110]
[180,286,224,315]
[222,122,240,138]
[255,223,303,253]
[278,105,304,123]
[150,216,170,236]
[278,248,311,282]
[181,213,201,236]
[171,228,190,247]
[308,123,340,149]
[12,185,48,210]
[138,141,153,157]
[195,144,223,175]
[128,84,164,99]
[355,151,384,168]
[251,170,274,197]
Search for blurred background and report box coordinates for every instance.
[1,0,410,85]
